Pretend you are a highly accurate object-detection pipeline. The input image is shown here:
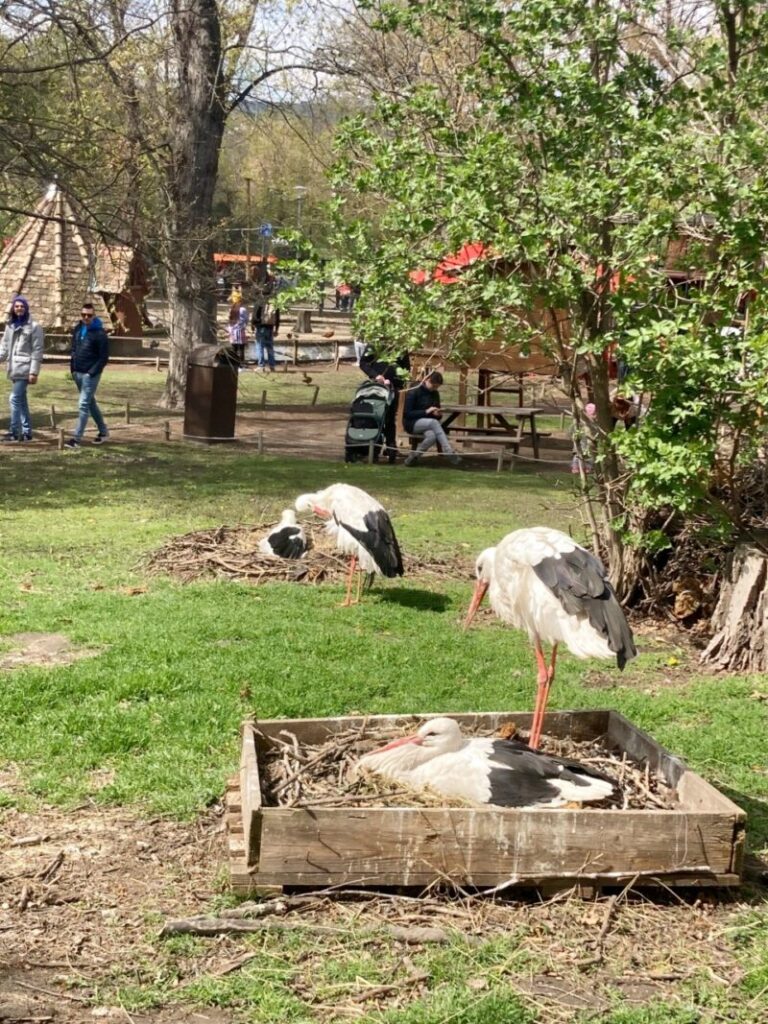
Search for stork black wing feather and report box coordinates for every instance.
[337,510,404,577]
[485,740,615,807]
[533,549,637,668]
[268,527,307,560]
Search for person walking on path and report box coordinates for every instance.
[403,370,462,466]
[65,302,110,449]
[0,296,44,442]
[360,344,410,464]
[253,278,280,372]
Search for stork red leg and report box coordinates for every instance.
[529,640,549,750]
[340,555,358,606]
[532,643,561,749]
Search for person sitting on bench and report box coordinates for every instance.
[403,371,462,467]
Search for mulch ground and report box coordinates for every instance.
[0,790,756,1023]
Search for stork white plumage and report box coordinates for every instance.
[355,717,615,807]
[464,527,636,750]
[295,483,404,605]
[258,509,307,560]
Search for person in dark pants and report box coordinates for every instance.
[359,345,410,464]
[65,302,110,448]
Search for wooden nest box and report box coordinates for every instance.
[226,711,745,897]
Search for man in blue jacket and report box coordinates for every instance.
[65,301,110,448]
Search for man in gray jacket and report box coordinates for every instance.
[0,296,44,442]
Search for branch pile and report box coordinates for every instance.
[146,524,470,585]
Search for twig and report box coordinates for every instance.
[578,894,618,968]
[14,981,87,1004]
[10,834,50,848]
[159,916,460,944]
[35,851,64,883]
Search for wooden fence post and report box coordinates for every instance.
[125,402,131,424]
[49,404,57,428]
[163,420,171,441]
[57,429,64,450]
[311,386,320,406]
[261,390,267,410]
[257,431,264,455]
[367,441,375,464]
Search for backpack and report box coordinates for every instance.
[260,301,277,326]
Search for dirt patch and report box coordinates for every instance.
[0,798,755,1023]
[583,618,700,690]
[0,790,761,1024]
[0,632,100,671]
[146,523,472,586]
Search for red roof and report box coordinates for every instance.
[410,242,490,286]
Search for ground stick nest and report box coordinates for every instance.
[146,523,470,585]
[258,719,677,812]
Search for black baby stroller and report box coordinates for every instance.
[344,379,393,462]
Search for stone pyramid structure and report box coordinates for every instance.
[0,183,109,328]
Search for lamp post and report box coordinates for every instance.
[244,176,253,284]
[293,185,309,233]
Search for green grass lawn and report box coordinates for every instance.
[1,439,767,1023]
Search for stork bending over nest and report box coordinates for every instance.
[295,483,404,605]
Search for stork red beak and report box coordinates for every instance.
[312,505,332,519]
[374,732,423,752]
[463,578,489,629]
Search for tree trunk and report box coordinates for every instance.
[702,545,768,671]
[164,267,219,406]
[160,0,226,409]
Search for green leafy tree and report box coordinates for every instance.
[332,0,768,607]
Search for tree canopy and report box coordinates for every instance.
[331,0,768,594]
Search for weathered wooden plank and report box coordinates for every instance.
[250,806,738,887]
[239,721,263,870]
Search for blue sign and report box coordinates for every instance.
[260,223,273,238]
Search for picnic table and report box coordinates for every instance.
[440,404,544,460]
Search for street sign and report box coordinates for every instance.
[260,223,273,238]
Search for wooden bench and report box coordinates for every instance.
[404,433,516,472]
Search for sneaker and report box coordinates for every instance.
[403,453,419,467]
[21,432,33,442]
[448,454,463,466]
[92,433,109,445]
[1,432,18,443]
[64,437,81,449]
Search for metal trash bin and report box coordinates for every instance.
[183,344,239,442]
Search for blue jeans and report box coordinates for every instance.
[255,326,276,368]
[73,372,108,439]
[9,378,31,436]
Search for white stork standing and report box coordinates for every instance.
[295,483,404,605]
[464,527,636,750]
[258,509,308,560]
[355,717,615,807]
